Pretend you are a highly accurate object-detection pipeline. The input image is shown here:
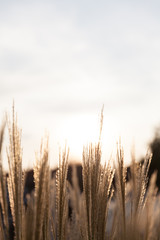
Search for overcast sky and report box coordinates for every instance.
[0,0,160,168]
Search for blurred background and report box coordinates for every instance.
[0,0,160,169]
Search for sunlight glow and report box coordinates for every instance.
[57,114,100,160]
[55,113,118,166]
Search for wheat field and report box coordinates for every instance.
[0,106,160,240]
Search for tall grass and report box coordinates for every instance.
[7,105,24,240]
[55,147,69,240]
[0,121,9,240]
[0,106,160,239]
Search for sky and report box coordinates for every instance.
[0,0,160,169]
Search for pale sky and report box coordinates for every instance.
[0,0,160,169]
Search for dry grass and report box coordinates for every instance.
[7,105,24,240]
[0,106,160,240]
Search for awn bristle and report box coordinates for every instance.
[33,137,50,240]
[7,104,24,240]
[114,142,126,240]
[0,121,9,240]
[55,146,69,240]
[82,108,114,240]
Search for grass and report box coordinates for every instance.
[0,105,160,239]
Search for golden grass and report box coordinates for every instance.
[7,104,24,240]
[0,121,9,240]
[55,147,69,240]
[0,106,160,240]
